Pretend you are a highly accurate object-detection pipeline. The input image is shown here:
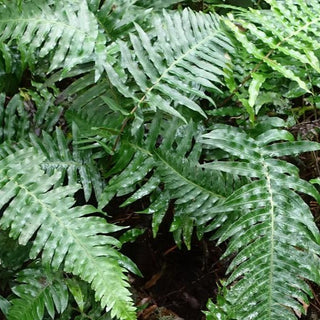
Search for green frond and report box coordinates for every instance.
[105,8,233,121]
[95,0,152,40]
[0,91,105,201]
[8,266,68,320]
[135,0,182,9]
[91,0,180,41]
[30,124,104,201]
[62,73,129,129]
[200,125,320,319]
[0,93,29,143]
[225,0,320,92]
[26,82,63,134]
[0,295,10,318]
[99,116,244,248]
[0,147,137,320]
[0,43,23,94]
[54,70,129,138]
[204,284,231,320]
[0,0,107,79]
[0,89,63,146]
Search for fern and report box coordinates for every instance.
[8,266,68,320]
[0,147,137,320]
[0,0,107,79]
[0,93,102,201]
[0,93,29,142]
[1,1,320,319]
[25,82,63,134]
[105,8,233,121]
[99,116,246,248]
[0,42,23,94]
[224,0,320,93]
[91,0,181,40]
[200,125,320,319]
[30,124,104,201]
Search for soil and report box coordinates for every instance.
[122,225,227,320]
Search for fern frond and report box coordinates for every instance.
[0,43,23,94]
[8,266,68,320]
[0,148,137,320]
[62,73,129,129]
[225,0,320,92]
[95,0,153,40]
[0,93,29,143]
[0,0,107,79]
[200,125,320,319]
[99,116,243,248]
[30,124,104,202]
[54,70,129,136]
[26,82,63,134]
[136,0,182,9]
[105,8,233,121]
[0,92,103,201]
[0,295,9,318]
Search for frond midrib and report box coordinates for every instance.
[263,160,276,319]
[10,175,92,257]
[128,140,225,199]
[270,16,320,52]
[137,18,223,107]
[155,150,226,199]
[42,160,86,168]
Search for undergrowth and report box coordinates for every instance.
[1,0,320,319]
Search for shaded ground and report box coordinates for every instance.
[123,229,227,320]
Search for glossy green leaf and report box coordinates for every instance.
[0,148,137,320]
[8,267,68,320]
[0,0,107,80]
[201,125,320,320]
[105,8,233,120]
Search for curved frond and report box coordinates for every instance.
[105,8,233,120]
[201,125,320,319]
[0,148,137,320]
